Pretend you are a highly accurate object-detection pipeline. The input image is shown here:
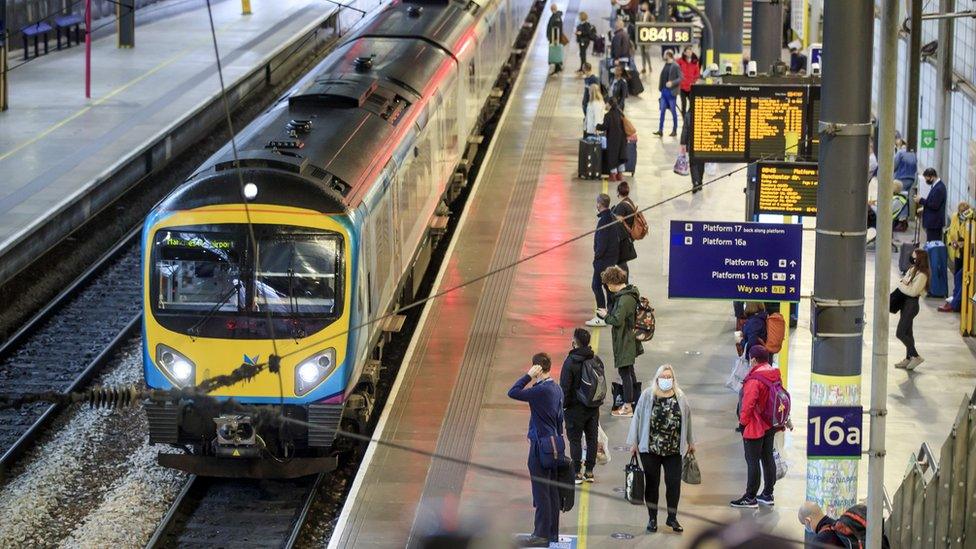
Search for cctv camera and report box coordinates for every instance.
[723,62,733,75]
[746,60,757,77]
[811,62,821,76]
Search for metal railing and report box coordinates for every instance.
[886,388,976,547]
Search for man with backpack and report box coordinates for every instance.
[612,181,648,277]
[731,345,789,509]
[559,328,606,483]
[798,501,890,548]
[798,501,843,546]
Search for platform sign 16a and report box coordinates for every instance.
[636,23,695,46]
[807,406,863,459]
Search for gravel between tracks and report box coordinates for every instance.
[0,342,184,548]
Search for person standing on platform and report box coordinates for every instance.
[916,168,947,243]
[737,302,767,357]
[547,4,566,74]
[893,137,918,193]
[581,63,599,115]
[636,2,654,75]
[560,328,604,483]
[608,65,629,112]
[675,46,700,115]
[575,12,596,74]
[600,265,642,418]
[628,364,694,533]
[652,50,681,137]
[597,99,629,181]
[679,110,704,192]
[940,202,973,313]
[610,19,632,65]
[894,249,930,370]
[612,181,638,275]
[507,352,565,548]
[586,194,620,327]
[584,83,605,137]
[731,345,779,509]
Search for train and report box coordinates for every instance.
[141,0,539,477]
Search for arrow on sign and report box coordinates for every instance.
[790,260,797,267]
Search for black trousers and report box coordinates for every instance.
[679,89,691,114]
[618,364,636,403]
[528,440,560,541]
[744,428,776,499]
[925,227,943,242]
[578,41,588,70]
[639,452,681,520]
[592,262,613,309]
[566,406,600,473]
[690,160,705,189]
[896,296,920,358]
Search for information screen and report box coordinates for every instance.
[635,22,695,46]
[808,85,821,159]
[689,84,818,163]
[754,161,819,216]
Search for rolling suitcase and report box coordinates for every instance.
[578,137,602,179]
[925,240,948,297]
[592,36,606,55]
[548,43,564,65]
[624,138,638,174]
[626,68,644,96]
[898,223,920,274]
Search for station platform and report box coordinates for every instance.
[0,0,349,285]
[329,0,976,545]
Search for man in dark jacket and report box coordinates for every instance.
[612,180,638,275]
[508,352,564,547]
[798,501,844,547]
[679,110,705,192]
[575,12,596,74]
[653,50,682,136]
[587,194,620,327]
[581,63,599,114]
[559,328,604,483]
[610,19,632,62]
[916,167,947,242]
[789,43,807,73]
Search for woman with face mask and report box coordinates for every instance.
[894,249,931,370]
[626,364,695,534]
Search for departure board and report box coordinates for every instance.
[808,86,821,159]
[754,161,819,216]
[689,84,818,163]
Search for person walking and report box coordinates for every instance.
[636,2,654,75]
[584,83,605,137]
[627,364,694,533]
[596,99,629,181]
[679,110,704,192]
[893,138,918,193]
[894,248,930,370]
[940,202,974,313]
[652,50,681,137]
[916,168,947,243]
[730,345,780,509]
[507,353,565,547]
[612,181,638,275]
[547,4,566,74]
[559,328,604,483]
[600,265,642,417]
[575,12,596,74]
[586,194,620,327]
[675,46,700,115]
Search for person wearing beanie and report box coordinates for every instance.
[559,328,606,483]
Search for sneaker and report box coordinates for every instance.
[611,405,633,417]
[575,473,584,485]
[585,316,607,327]
[894,358,911,369]
[646,517,657,532]
[905,356,925,370]
[756,494,774,506]
[516,534,550,547]
[730,496,758,508]
[652,130,663,137]
[584,471,595,483]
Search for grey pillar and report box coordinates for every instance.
[117,0,135,48]
[703,0,722,65]
[934,0,954,177]
[717,0,743,70]
[752,0,784,73]
[807,0,873,516]
[906,0,922,149]
[1,0,7,111]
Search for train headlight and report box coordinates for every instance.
[156,344,196,388]
[295,348,336,396]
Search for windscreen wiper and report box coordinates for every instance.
[187,281,241,339]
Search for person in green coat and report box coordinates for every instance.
[600,265,642,417]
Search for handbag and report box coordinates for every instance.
[681,453,701,484]
[673,152,690,176]
[773,449,788,480]
[889,287,907,314]
[559,33,570,46]
[624,455,645,505]
[725,355,751,393]
[622,115,637,138]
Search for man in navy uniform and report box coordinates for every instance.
[508,352,565,547]
[916,167,947,242]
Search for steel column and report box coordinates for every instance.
[703,0,722,65]
[117,0,135,48]
[717,0,743,71]
[807,0,873,516]
[751,0,784,73]
[934,0,954,177]
[906,0,922,149]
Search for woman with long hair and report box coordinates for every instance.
[584,83,604,137]
[895,248,930,370]
[627,364,695,534]
[675,46,700,115]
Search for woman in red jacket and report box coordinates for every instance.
[730,345,779,509]
[675,46,700,115]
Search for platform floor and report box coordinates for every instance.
[0,0,342,264]
[330,0,976,545]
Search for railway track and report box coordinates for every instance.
[146,474,324,548]
[0,229,142,478]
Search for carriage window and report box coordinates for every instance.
[254,236,340,315]
[154,231,243,312]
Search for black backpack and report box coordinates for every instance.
[830,504,890,549]
[575,357,607,408]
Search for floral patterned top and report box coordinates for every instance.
[648,395,682,456]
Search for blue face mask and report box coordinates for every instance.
[658,378,674,391]
[804,523,815,535]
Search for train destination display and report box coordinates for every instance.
[754,161,819,216]
[635,22,695,46]
[689,84,819,163]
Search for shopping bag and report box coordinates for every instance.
[585,424,611,466]
[725,356,751,393]
[673,152,690,176]
[773,449,788,480]
[624,455,645,505]
[681,453,701,484]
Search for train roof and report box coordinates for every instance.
[172,0,482,214]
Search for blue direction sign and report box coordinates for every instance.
[668,221,802,302]
[807,406,863,459]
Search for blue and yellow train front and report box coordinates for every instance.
[142,196,356,478]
